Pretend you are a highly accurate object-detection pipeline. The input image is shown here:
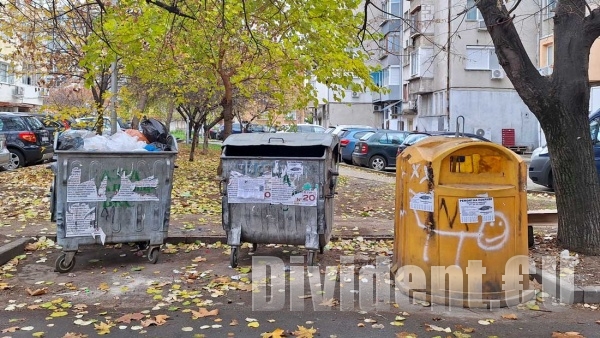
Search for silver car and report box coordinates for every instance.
[0,134,10,169]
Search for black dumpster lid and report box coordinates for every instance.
[222,133,338,148]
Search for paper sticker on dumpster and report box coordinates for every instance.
[67,167,107,202]
[286,162,303,176]
[65,203,96,237]
[409,192,434,212]
[236,178,266,199]
[458,197,495,223]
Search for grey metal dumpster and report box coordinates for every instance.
[220,133,339,267]
[51,140,177,273]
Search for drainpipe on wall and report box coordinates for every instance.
[446,0,451,131]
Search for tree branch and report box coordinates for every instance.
[584,7,600,46]
[145,0,196,20]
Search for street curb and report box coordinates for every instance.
[339,163,396,177]
[0,237,34,266]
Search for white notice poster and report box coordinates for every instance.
[409,192,434,212]
[458,197,495,223]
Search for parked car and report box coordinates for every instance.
[72,116,128,135]
[0,112,54,169]
[217,123,244,140]
[0,134,10,169]
[30,113,72,142]
[396,131,491,155]
[339,128,377,164]
[529,108,600,190]
[279,124,326,133]
[325,124,374,135]
[351,130,409,171]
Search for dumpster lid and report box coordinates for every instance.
[222,133,338,148]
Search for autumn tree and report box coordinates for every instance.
[0,0,117,134]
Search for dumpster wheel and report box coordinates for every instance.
[55,253,76,273]
[148,246,160,264]
[230,246,239,268]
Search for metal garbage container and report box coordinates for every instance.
[51,138,177,273]
[392,136,531,307]
[220,133,339,267]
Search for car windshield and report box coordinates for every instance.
[359,131,376,141]
[324,127,335,134]
[24,116,45,130]
[402,133,428,145]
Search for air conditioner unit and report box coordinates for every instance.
[491,69,505,79]
[373,104,382,111]
[13,86,24,97]
[478,19,487,30]
[352,91,360,98]
[473,127,492,141]
[538,66,553,76]
[37,87,50,97]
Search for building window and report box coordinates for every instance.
[546,0,557,19]
[386,0,400,19]
[546,44,554,67]
[410,51,419,76]
[465,46,500,70]
[466,0,483,21]
[387,33,401,53]
[285,111,297,121]
[371,71,382,87]
[0,63,13,84]
[403,11,410,31]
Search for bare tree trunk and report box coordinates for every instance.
[132,92,148,130]
[478,0,600,254]
[202,126,210,154]
[189,123,201,162]
[165,99,174,133]
[217,75,234,176]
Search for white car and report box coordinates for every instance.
[325,124,374,135]
[0,134,10,169]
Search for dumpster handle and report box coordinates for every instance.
[268,137,285,143]
[165,159,171,183]
[219,178,227,196]
[61,159,69,184]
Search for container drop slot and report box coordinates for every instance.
[224,145,326,158]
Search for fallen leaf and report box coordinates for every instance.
[25,243,39,251]
[154,314,169,325]
[230,319,239,326]
[193,256,207,262]
[115,313,145,324]
[551,332,585,338]
[181,327,193,332]
[293,325,316,338]
[62,333,88,338]
[248,322,260,328]
[298,295,312,299]
[477,319,494,325]
[261,328,286,338]
[372,324,384,329]
[2,326,19,333]
[50,311,69,318]
[395,333,417,338]
[191,308,219,319]
[98,283,110,292]
[94,322,113,335]
[319,298,338,307]
[32,332,45,337]
[0,283,14,290]
[502,314,518,320]
[425,324,451,332]
[26,288,48,296]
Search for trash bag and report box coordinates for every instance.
[124,129,149,143]
[140,118,168,144]
[57,130,85,150]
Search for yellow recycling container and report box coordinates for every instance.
[392,136,532,308]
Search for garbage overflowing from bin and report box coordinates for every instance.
[50,118,178,273]
[220,133,340,267]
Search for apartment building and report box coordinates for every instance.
[395,0,542,149]
[538,0,600,113]
[0,42,47,111]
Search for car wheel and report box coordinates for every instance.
[369,155,387,171]
[3,149,24,170]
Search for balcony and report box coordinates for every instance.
[408,77,434,95]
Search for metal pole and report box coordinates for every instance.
[110,58,118,135]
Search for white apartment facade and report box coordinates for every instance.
[0,42,47,111]
[399,0,542,149]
